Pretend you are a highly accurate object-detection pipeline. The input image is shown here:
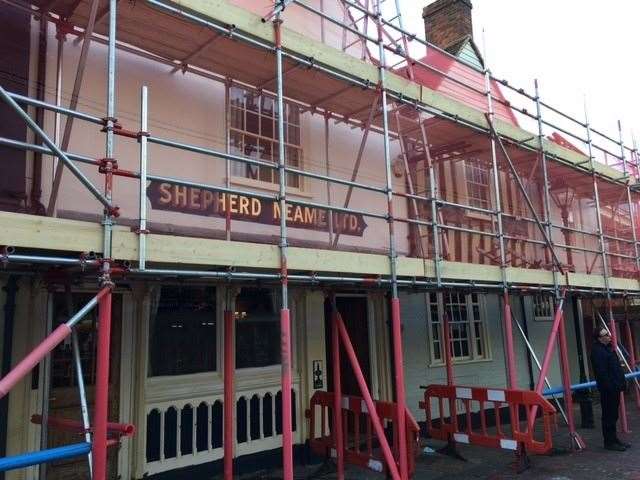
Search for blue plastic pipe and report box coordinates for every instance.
[543,370,640,396]
[0,442,91,472]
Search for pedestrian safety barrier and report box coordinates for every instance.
[306,391,420,475]
[420,384,556,455]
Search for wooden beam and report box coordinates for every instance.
[1,212,637,290]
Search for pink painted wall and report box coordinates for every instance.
[40,19,407,256]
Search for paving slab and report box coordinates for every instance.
[232,396,640,480]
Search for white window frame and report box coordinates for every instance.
[227,85,304,191]
[463,158,491,210]
[426,292,492,366]
[533,294,555,321]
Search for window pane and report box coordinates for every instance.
[261,96,274,117]
[230,131,245,177]
[286,147,300,188]
[259,165,273,183]
[230,106,244,130]
[453,341,462,357]
[235,288,281,368]
[261,114,274,139]
[149,286,216,376]
[246,111,259,136]
[286,104,300,125]
[287,124,300,145]
[229,87,244,108]
[246,92,259,113]
[259,139,273,163]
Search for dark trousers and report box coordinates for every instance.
[600,389,620,445]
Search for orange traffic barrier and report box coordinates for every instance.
[420,384,556,455]
[306,391,419,476]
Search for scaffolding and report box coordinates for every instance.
[0,0,639,479]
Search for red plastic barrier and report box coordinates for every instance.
[420,385,556,455]
[306,391,419,476]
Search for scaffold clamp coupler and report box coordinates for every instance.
[101,116,119,130]
[224,266,235,282]
[98,157,118,173]
[98,265,115,288]
[107,205,121,218]
[0,246,12,267]
[54,19,75,40]
[78,252,89,271]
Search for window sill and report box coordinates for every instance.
[229,176,313,199]
[464,210,493,223]
[428,356,494,368]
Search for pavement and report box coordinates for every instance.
[237,394,640,480]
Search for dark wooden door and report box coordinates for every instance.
[325,296,371,396]
[47,292,122,480]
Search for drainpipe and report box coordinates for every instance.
[519,296,535,391]
[572,296,594,428]
[30,16,47,215]
[0,276,19,480]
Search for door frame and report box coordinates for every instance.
[331,293,381,400]
[24,287,134,480]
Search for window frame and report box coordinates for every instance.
[234,286,283,371]
[227,85,304,191]
[463,158,492,211]
[532,294,555,322]
[426,292,492,366]
[147,284,219,378]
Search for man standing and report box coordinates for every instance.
[591,327,629,451]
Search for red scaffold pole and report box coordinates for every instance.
[331,308,345,479]
[391,297,408,480]
[529,295,565,429]
[557,306,583,449]
[335,310,401,480]
[281,308,293,479]
[92,288,113,480]
[623,300,640,409]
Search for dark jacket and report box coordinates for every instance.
[591,341,626,392]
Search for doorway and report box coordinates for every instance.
[324,295,372,397]
[46,292,122,480]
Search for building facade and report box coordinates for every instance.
[0,0,639,479]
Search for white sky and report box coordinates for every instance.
[396,0,640,148]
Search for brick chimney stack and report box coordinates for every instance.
[423,0,473,52]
